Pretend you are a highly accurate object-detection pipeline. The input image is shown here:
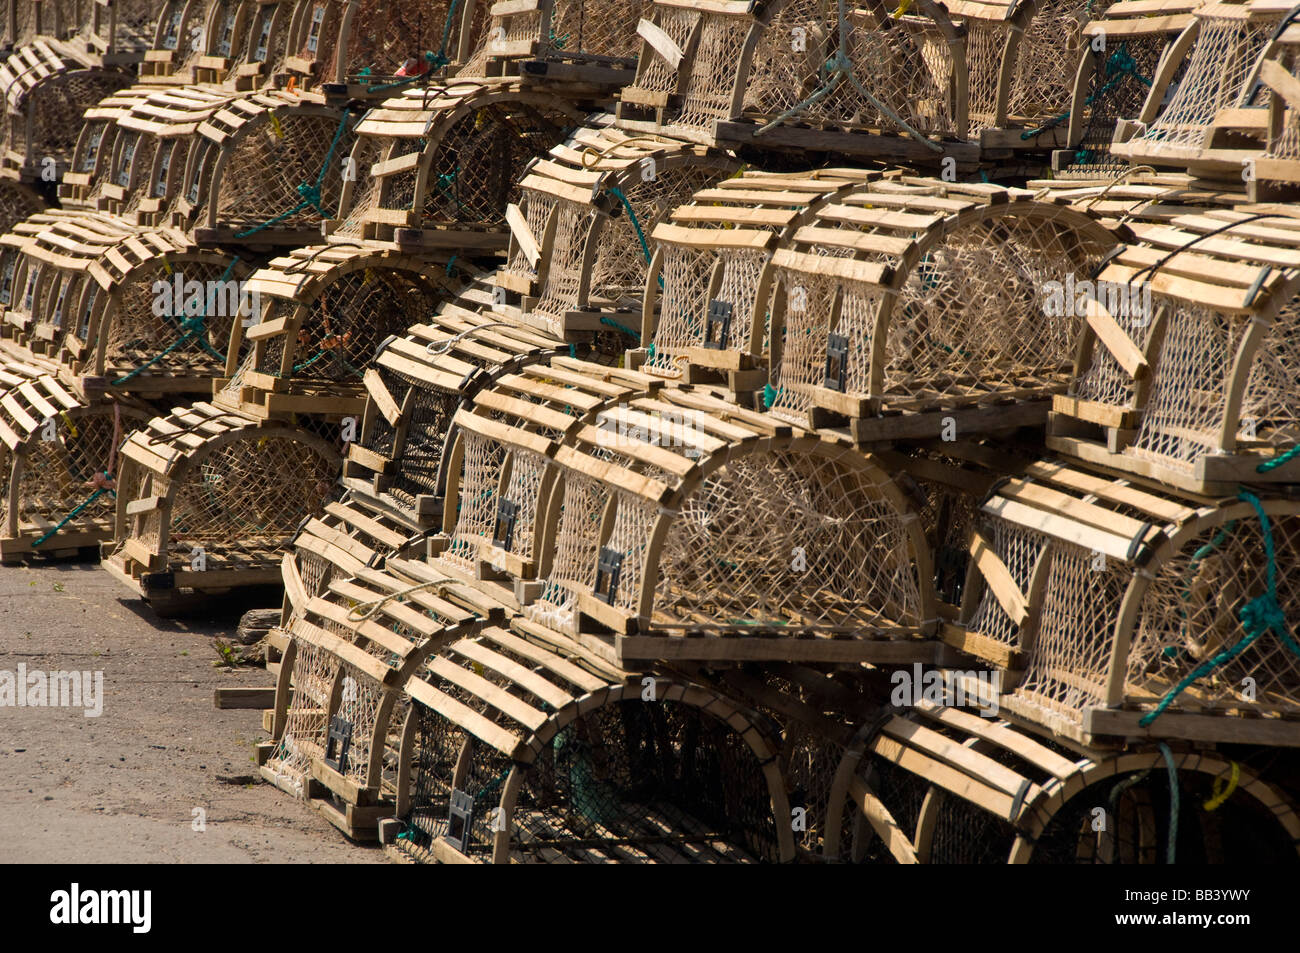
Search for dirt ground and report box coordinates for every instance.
[0,559,381,863]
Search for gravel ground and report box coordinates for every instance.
[0,560,381,863]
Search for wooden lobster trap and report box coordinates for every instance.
[495,119,738,342]
[100,404,344,609]
[386,627,792,862]
[615,0,969,166]
[481,383,943,665]
[260,556,499,836]
[98,244,457,606]
[826,702,1300,862]
[0,212,251,396]
[1046,206,1300,493]
[6,0,80,48]
[0,368,153,559]
[215,241,460,420]
[631,166,877,402]
[1050,0,1200,181]
[1113,0,1289,173]
[340,283,579,533]
[761,177,1118,443]
[949,457,1300,747]
[0,38,134,184]
[330,81,588,251]
[70,0,169,64]
[263,357,660,835]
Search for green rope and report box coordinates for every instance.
[31,485,115,549]
[1158,742,1179,864]
[606,186,651,265]
[1258,443,1300,473]
[599,316,639,339]
[112,256,241,386]
[1140,490,1300,727]
[235,109,354,239]
[762,382,778,409]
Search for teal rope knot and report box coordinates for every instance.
[1239,590,1287,640]
[295,181,325,215]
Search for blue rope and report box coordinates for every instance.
[599,316,639,339]
[1258,443,1300,473]
[1157,742,1179,864]
[606,186,651,265]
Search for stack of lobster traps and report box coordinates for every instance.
[0,0,1293,865]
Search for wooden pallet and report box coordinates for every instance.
[1046,203,1300,494]
[761,176,1118,443]
[949,456,1300,747]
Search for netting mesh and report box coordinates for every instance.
[1006,0,1097,124]
[674,13,751,132]
[1126,511,1300,717]
[965,20,1008,134]
[1062,33,1173,177]
[420,102,573,230]
[1263,45,1300,171]
[1013,540,1134,731]
[503,190,556,283]
[266,638,336,794]
[547,0,650,59]
[228,0,292,78]
[13,405,149,536]
[842,755,928,863]
[1130,13,1274,156]
[160,434,338,568]
[966,521,1049,647]
[769,269,884,422]
[401,693,781,863]
[212,111,354,230]
[651,449,925,633]
[83,0,162,49]
[1128,300,1256,469]
[529,470,610,625]
[743,0,957,139]
[1071,281,1158,407]
[450,440,550,570]
[103,259,238,378]
[626,5,698,100]
[529,198,598,329]
[443,429,507,572]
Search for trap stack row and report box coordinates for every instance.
[0,0,653,578]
